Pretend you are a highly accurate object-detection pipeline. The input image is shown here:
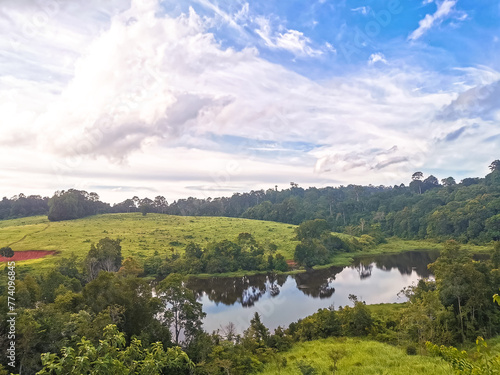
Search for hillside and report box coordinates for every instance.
[259,337,454,375]
[0,213,305,269]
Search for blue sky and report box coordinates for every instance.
[0,0,499,202]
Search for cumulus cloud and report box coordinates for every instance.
[408,0,457,41]
[0,0,499,201]
[254,17,323,57]
[368,53,387,65]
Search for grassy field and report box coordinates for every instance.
[260,337,454,375]
[0,213,493,275]
[0,214,303,271]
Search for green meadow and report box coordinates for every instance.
[0,213,490,274]
[260,337,454,375]
[0,213,301,270]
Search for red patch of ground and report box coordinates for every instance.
[0,250,57,262]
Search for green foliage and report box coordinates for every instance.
[429,241,498,342]
[260,337,455,375]
[0,246,14,257]
[295,219,330,241]
[399,279,455,347]
[148,234,292,277]
[426,337,500,375]
[337,297,373,337]
[296,360,317,375]
[36,324,194,375]
[293,220,353,267]
[0,214,302,272]
[48,189,108,221]
[287,308,341,342]
[157,273,206,345]
[85,237,122,281]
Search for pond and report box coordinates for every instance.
[186,250,440,334]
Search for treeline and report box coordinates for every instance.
[0,194,49,220]
[143,233,289,277]
[4,161,500,243]
[2,240,499,374]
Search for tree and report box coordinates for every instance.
[154,196,168,213]
[412,171,424,181]
[429,241,490,342]
[139,198,153,216]
[423,175,440,192]
[337,296,373,336]
[441,177,456,187]
[118,257,144,277]
[294,239,328,267]
[85,238,123,281]
[37,324,194,375]
[0,246,14,257]
[48,189,107,221]
[295,219,330,241]
[242,312,270,354]
[157,274,206,345]
[489,160,500,172]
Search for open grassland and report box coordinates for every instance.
[0,214,301,270]
[260,337,454,375]
[0,214,491,274]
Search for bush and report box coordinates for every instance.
[296,361,317,375]
[406,345,417,355]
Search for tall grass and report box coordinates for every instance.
[261,337,453,375]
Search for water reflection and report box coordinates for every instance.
[187,273,288,307]
[351,250,440,278]
[293,266,343,298]
[187,250,440,307]
[192,250,441,333]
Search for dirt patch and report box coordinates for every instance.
[0,250,57,262]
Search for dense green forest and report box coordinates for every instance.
[1,239,499,374]
[1,161,500,245]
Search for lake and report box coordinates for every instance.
[186,250,440,333]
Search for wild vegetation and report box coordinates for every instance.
[1,162,500,374]
[0,238,499,374]
[2,161,500,245]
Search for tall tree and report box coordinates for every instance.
[85,237,123,281]
[489,160,500,172]
[157,274,206,345]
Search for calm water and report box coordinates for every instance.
[186,250,440,333]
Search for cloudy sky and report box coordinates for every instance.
[1,0,499,203]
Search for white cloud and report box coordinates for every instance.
[325,42,336,53]
[408,0,457,41]
[254,17,323,57]
[368,53,387,65]
[351,7,370,15]
[0,0,498,201]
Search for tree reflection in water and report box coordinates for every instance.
[186,250,441,307]
[350,250,440,279]
[293,266,343,298]
[186,273,287,307]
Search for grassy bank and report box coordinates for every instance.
[259,337,453,375]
